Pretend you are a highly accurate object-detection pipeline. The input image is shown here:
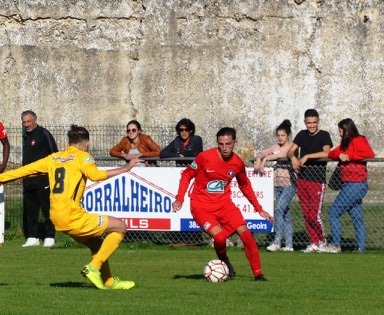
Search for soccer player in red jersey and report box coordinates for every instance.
[172,127,273,281]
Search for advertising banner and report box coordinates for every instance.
[83,167,274,233]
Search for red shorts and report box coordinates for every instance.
[191,199,246,235]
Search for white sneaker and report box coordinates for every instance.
[22,237,40,247]
[319,240,328,250]
[281,247,294,252]
[43,238,55,248]
[266,243,281,252]
[319,244,341,253]
[302,244,319,253]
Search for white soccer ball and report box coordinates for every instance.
[203,259,229,283]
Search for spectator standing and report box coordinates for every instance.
[0,125,143,289]
[287,109,333,253]
[161,118,204,245]
[0,121,10,173]
[254,119,296,252]
[172,127,273,281]
[110,119,161,167]
[21,110,58,248]
[160,118,203,166]
[320,118,374,253]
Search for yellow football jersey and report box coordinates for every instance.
[0,146,107,231]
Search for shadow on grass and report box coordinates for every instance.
[50,282,94,288]
[173,274,204,280]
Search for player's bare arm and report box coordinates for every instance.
[106,156,143,178]
[259,210,274,222]
[172,200,183,212]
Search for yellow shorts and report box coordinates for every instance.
[62,213,109,243]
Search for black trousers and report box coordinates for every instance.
[23,186,55,239]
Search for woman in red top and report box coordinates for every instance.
[320,118,374,253]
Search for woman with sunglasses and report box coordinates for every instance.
[161,118,204,245]
[110,120,161,166]
[160,118,203,167]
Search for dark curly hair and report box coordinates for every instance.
[175,118,196,136]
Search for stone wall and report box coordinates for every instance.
[1,0,383,153]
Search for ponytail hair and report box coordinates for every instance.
[276,119,292,136]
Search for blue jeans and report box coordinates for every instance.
[328,181,368,250]
[273,186,296,248]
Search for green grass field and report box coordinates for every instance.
[0,235,383,315]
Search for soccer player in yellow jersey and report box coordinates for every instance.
[0,125,143,290]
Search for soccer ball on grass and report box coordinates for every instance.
[203,259,229,283]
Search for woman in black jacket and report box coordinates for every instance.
[160,118,203,166]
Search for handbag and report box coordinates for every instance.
[328,164,343,190]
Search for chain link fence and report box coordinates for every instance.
[2,125,384,249]
[256,161,383,251]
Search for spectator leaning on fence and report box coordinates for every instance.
[160,118,203,167]
[109,119,161,167]
[21,110,58,248]
[0,121,10,173]
[319,118,375,253]
[0,124,143,289]
[287,109,333,253]
[254,119,296,252]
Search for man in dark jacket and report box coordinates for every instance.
[21,110,58,247]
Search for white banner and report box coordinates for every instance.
[83,167,274,233]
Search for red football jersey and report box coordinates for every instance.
[175,148,263,213]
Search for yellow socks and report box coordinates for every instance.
[90,232,124,270]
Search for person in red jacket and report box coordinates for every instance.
[320,118,375,253]
[172,127,273,281]
[0,121,10,173]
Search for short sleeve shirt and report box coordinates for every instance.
[293,129,333,182]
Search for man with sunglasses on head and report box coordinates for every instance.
[160,118,203,167]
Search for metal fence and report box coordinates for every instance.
[2,125,384,250]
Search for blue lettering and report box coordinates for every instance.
[164,196,172,213]
[82,177,172,214]
[94,187,103,211]
[140,185,148,212]
[129,179,140,212]
[113,179,120,211]
[104,183,112,211]
[122,176,129,211]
